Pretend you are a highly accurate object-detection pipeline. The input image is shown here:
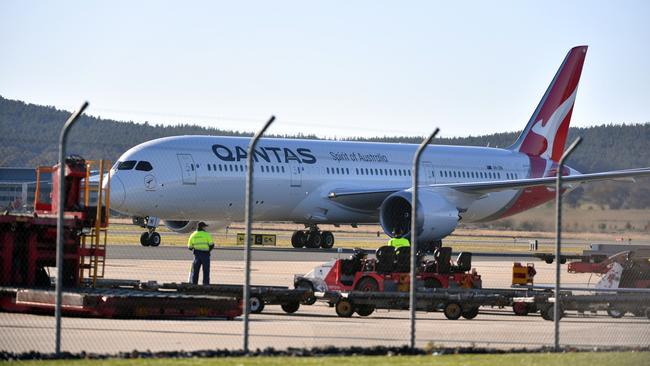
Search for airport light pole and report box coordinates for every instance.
[55,101,89,355]
[243,115,275,353]
[410,128,439,349]
[554,136,582,352]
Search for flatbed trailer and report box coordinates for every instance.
[315,287,650,321]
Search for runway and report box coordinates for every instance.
[1,245,649,354]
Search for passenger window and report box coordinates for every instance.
[117,160,137,170]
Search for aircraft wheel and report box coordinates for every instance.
[443,302,463,320]
[320,231,335,249]
[305,231,321,248]
[461,306,480,320]
[355,304,375,317]
[140,232,151,247]
[335,299,355,317]
[291,231,305,248]
[149,232,161,247]
[281,302,300,314]
[296,280,317,305]
[249,295,265,314]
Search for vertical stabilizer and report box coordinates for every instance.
[509,46,587,161]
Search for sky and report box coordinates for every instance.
[1,1,649,139]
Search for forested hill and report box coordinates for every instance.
[1,95,649,208]
[1,95,648,172]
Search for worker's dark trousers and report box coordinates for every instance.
[190,250,211,285]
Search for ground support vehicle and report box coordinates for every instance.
[564,249,650,318]
[538,291,650,321]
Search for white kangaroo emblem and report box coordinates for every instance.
[530,88,578,160]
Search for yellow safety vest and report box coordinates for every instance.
[389,237,410,248]
[188,231,214,251]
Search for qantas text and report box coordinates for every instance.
[212,144,317,164]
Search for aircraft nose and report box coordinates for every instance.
[108,175,126,211]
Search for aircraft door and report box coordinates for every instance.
[177,154,197,185]
[289,161,302,187]
[420,161,436,185]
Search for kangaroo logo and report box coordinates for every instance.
[529,88,578,160]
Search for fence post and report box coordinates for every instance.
[243,116,275,353]
[410,128,439,349]
[55,102,89,355]
[554,136,582,352]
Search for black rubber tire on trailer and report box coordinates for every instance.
[335,299,355,318]
[291,231,305,248]
[149,232,161,247]
[607,307,626,319]
[296,280,317,305]
[249,296,265,314]
[140,232,151,246]
[355,304,375,317]
[461,306,480,320]
[424,278,442,289]
[320,231,335,249]
[541,305,563,321]
[513,302,530,316]
[443,302,463,320]
[281,302,300,314]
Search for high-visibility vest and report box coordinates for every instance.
[188,230,214,251]
[389,237,410,248]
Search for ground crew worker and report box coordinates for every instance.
[388,228,410,248]
[188,222,214,285]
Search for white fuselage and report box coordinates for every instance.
[109,136,561,226]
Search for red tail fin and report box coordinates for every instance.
[510,46,587,161]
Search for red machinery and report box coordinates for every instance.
[0,157,111,288]
[295,247,481,305]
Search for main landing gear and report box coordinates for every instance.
[291,225,335,249]
[134,216,161,247]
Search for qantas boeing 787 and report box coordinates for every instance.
[107,46,650,248]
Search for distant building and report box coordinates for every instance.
[0,167,51,211]
[0,167,102,212]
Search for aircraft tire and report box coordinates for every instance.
[320,231,335,248]
[149,232,161,247]
[305,231,321,248]
[291,231,305,248]
[140,232,151,247]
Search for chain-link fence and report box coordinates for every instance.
[1,110,650,356]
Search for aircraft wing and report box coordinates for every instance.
[327,167,650,210]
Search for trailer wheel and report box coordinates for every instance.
[249,296,265,314]
[541,305,563,321]
[335,299,355,317]
[461,306,480,320]
[356,304,375,317]
[443,302,462,320]
[355,277,379,292]
[296,280,317,305]
[281,302,300,314]
[607,307,625,319]
[291,231,305,248]
[513,302,529,316]
[424,278,442,289]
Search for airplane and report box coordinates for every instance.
[107,45,650,248]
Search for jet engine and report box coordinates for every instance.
[379,189,459,241]
[164,220,199,233]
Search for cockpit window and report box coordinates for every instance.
[117,160,137,170]
[135,161,153,171]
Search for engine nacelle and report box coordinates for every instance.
[379,189,459,242]
[164,220,198,233]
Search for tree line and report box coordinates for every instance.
[1,95,648,209]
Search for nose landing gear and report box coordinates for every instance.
[291,225,335,249]
[134,216,161,247]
